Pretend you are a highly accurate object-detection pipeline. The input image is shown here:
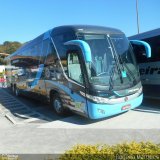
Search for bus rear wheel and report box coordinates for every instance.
[51,94,65,116]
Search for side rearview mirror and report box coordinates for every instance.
[64,40,92,62]
[130,40,151,58]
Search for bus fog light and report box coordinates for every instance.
[98,109,105,114]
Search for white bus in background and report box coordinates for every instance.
[129,28,160,99]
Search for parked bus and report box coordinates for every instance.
[129,28,160,99]
[6,25,151,119]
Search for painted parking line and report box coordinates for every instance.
[1,88,160,129]
[0,88,52,124]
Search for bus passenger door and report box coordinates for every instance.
[65,47,88,116]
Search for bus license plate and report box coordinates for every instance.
[121,104,131,111]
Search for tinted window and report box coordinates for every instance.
[142,35,160,62]
[41,39,50,63]
[24,43,42,66]
[12,42,42,67]
[53,32,75,59]
[45,41,57,65]
[67,51,84,84]
[132,44,147,63]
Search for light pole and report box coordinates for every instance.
[136,0,140,34]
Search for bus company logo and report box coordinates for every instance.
[124,96,128,102]
[139,66,160,75]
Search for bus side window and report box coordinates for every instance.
[43,41,59,79]
[67,51,84,84]
[41,38,50,64]
[52,32,75,60]
[26,45,40,80]
[45,42,57,65]
[143,36,160,62]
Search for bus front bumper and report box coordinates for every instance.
[87,94,143,119]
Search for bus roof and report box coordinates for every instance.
[6,25,124,60]
[129,28,160,40]
[52,25,124,35]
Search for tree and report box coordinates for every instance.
[0,41,22,55]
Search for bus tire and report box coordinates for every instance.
[51,93,65,116]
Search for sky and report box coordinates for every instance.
[0,0,159,44]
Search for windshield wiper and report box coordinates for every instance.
[107,36,124,84]
[109,65,116,90]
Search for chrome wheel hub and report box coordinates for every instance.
[54,99,62,113]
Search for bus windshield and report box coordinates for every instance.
[79,34,140,90]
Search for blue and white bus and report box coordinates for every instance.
[6,25,151,119]
[129,28,160,99]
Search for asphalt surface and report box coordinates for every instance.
[0,87,160,155]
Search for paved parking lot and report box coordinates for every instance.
[0,88,68,125]
[0,88,160,154]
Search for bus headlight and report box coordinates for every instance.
[80,86,142,104]
[80,91,109,103]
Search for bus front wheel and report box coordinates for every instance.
[51,94,65,116]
